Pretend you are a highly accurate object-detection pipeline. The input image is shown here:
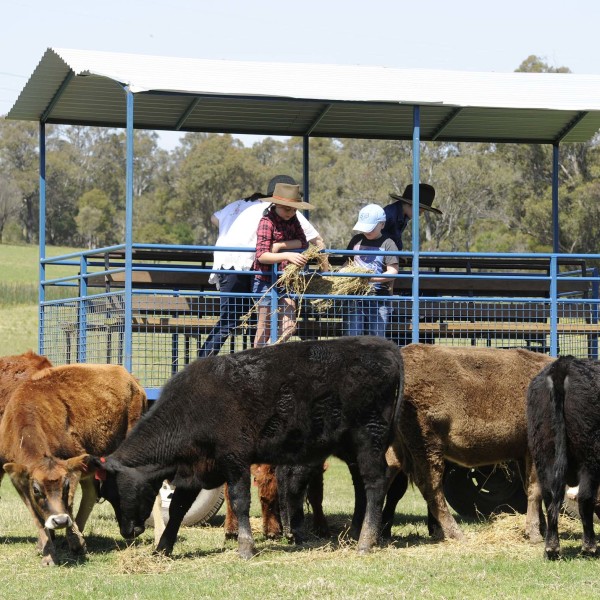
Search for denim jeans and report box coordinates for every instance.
[344,298,392,338]
[198,271,252,357]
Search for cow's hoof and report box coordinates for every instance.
[224,531,238,541]
[357,544,372,556]
[265,531,282,540]
[284,532,304,545]
[153,544,173,557]
[581,546,598,558]
[527,531,544,544]
[41,554,57,567]
[312,521,330,538]
[544,548,560,561]
[238,545,256,560]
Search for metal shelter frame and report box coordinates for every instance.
[7,48,600,393]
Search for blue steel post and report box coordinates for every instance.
[552,144,559,253]
[411,106,421,343]
[124,88,134,371]
[549,255,558,356]
[270,265,279,342]
[591,267,599,360]
[38,122,46,354]
[303,136,310,203]
[78,255,88,362]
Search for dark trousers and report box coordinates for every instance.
[198,271,253,358]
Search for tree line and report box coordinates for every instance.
[1,55,599,254]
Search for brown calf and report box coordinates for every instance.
[224,463,329,540]
[0,363,147,565]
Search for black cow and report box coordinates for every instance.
[527,355,600,559]
[91,336,403,559]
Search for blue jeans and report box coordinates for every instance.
[345,298,392,338]
[198,271,252,357]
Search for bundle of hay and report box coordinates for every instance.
[278,247,374,313]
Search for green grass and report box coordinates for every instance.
[0,243,82,354]
[0,458,596,599]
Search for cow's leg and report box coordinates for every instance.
[223,484,238,540]
[275,465,291,539]
[275,465,313,544]
[381,469,408,539]
[227,470,255,559]
[155,485,199,556]
[524,460,544,543]
[252,464,282,539]
[541,467,561,560]
[307,463,329,537]
[65,521,87,556]
[408,441,463,540]
[352,449,387,555]
[578,471,598,556]
[74,476,97,532]
[344,459,366,540]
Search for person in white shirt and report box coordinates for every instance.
[199,175,326,357]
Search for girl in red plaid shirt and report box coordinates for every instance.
[252,183,315,347]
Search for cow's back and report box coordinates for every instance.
[0,351,52,420]
[399,344,554,466]
[0,363,147,461]
[136,336,402,465]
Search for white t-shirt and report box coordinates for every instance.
[213,199,260,240]
[211,201,319,272]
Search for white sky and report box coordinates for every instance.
[2,0,599,150]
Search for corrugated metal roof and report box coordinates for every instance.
[6,47,600,143]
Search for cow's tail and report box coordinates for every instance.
[547,356,574,520]
[391,359,415,483]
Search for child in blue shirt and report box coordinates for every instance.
[345,204,399,337]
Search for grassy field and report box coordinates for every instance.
[0,457,596,600]
[0,243,80,354]
[1,243,599,598]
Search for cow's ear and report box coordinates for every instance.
[65,454,92,478]
[3,462,30,490]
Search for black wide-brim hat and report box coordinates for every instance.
[389,183,442,215]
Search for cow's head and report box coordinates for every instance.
[89,455,158,540]
[3,455,89,530]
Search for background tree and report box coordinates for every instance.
[0,170,21,242]
[75,189,116,248]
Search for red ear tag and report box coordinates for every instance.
[95,468,107,481]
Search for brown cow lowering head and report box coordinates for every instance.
[4,455,91,550]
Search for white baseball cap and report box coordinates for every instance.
[353,204,386,233]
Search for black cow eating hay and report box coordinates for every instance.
[91,336,403,559]
[527,355,600,559]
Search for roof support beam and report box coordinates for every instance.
[175,97,201,130]
[41,71,74,123]
[554,111,589,143]
[430,107,462,141]
[304,104,332,136]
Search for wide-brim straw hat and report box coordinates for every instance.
[389,183,442,215]
[263,183,315,210]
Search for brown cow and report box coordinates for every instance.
[387,343,554,542]
[0,351,53,491]
[0,363,147,565]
